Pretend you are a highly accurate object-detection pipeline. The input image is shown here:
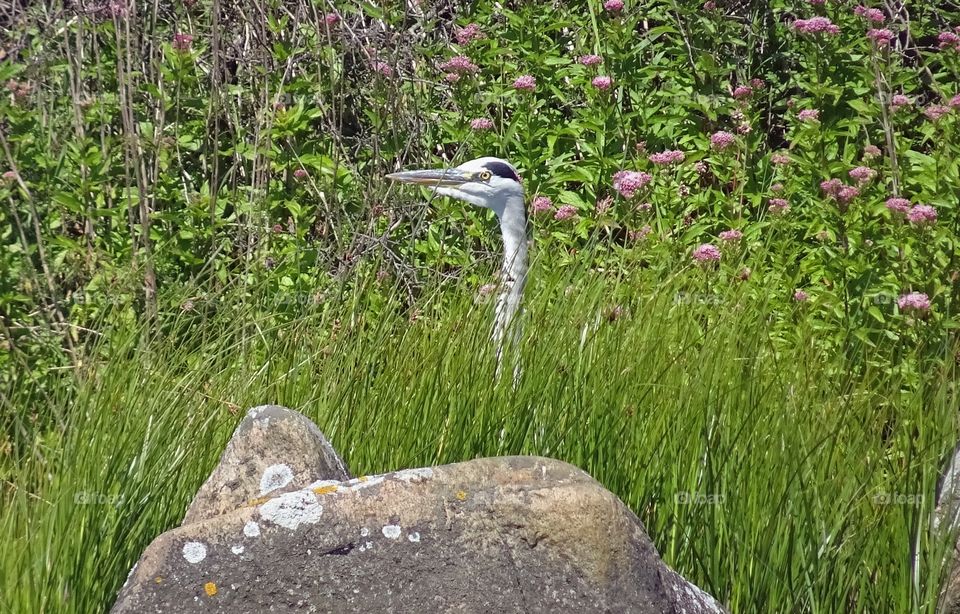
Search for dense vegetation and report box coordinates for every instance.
[2,0,960,611]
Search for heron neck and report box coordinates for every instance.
[497,194,528,289]
[491,192,528,383]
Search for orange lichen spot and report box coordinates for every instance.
[204,582,218,597]
[247,496,270,506]
[313,484,338,495]
[154,576,163,584]
[455,490,467,501]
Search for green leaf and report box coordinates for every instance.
[53,192,84,212]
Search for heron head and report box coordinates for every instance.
[386,157,524,218]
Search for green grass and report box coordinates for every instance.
[2,257,958,613]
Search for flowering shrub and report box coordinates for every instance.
[2,0,959,415]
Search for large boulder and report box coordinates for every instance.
[114,408,726,613]
[936,442,960,613]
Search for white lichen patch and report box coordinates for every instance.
[343,475,386,492]
[122,562,138,589]
[259,463,295,495]
[408,532,421,543]
[382,524,402,539]
[246,406,272,427]
[392,467,434,483]
[243,520,261,538]
[231,545,245,555]
[260,490,323,530]
[182,541,207,564]
[360,527,369,537]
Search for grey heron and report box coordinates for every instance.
[386,157,528,379]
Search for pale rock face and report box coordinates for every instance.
[114,406,727,614]
[181,405,350,525]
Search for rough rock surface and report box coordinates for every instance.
[182,405,351,525]
[936,442,960,613]
[115,408,726,613]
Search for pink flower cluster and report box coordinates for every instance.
[885,197,911,215]
[470,118,494,130]
[863,144,881,158]
[907,204,937,225]
[513,75,536,91]
[771,152,791,165]
[710,131,736,150]
[924,105,951,121]
[612,170,652,198]
[853,5,885,23]
[628,225,653,242]
[532,196,553,214]
[692,243,721,263]
[579,54,603,66]
[732,85,753,99]
[820,179,843,195]
[592,76,613,90]
[938,30,960,51]
[440,55,479,74]
[821,179,859,205]
[455,23,484,45]
[793,290,809,302]
[837,186,860,204]
[951,94,960,108]
[4,79,30,100]
[604,0,624,12]
[792,17,840,36]
[554,205,578,221]
[102,0,127,18]
[768,198,791,216]
[648,149,685,165]
[891,94,911,109]
[798,109,820,122]
[719,229,743,242]
[897,292,930,313]
[172,33,193,52]
[848,166,876,184]
[324,13,339,25]
[867,28,894,47]
[293,168,308,180]
[373,61,394,77]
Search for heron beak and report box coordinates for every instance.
[385,168,473,187]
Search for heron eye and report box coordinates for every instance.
[478,170,492,181]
